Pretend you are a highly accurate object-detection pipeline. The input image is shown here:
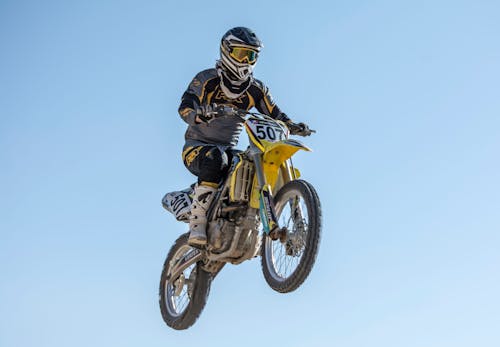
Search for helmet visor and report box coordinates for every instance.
[230,47,258,64]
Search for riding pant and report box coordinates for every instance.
[182,143,233,184]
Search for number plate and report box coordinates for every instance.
[246,118,288,143]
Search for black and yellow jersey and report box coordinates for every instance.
[178,68,289,147]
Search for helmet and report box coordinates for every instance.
[220,27,263,81]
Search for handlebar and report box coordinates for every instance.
[207,105,316,136]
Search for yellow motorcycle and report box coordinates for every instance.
[159,110,322,330]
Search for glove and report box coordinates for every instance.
[196,103,218,123]
[196,104,237,123]
[287,121,314,136]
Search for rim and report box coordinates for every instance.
[264,188,309,282]
[164,244,196,317]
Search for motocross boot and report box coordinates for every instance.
[188,182,217,246]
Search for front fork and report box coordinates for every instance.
[249,152,276,234]
[249,152,290,240]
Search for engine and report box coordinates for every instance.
[206,209,261,264]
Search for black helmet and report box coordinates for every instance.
[220,27,263,81]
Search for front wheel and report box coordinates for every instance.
[261,180,322,293]
[159,233,211,330]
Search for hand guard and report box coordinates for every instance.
[196,103,237,123]
[287,121,314,136]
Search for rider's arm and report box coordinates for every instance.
[178,70,218,125]
[250,79,291,123]
[178,92,200,126]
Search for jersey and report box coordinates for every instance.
[178,68,290,147]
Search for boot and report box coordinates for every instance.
[188,182,217,246]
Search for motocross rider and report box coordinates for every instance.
[178,27,311,246]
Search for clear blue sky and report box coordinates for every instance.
[1,0,499,346]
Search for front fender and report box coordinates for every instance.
[249,139,311,208]
[263,139,311,164]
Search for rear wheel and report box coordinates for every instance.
[159,233,211,330]
[261,180,321,293]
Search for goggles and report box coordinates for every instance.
[229,47,258,64]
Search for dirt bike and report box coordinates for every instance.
[159,109,322,330]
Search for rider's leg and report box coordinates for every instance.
[182,145,230,246]
[188,181,217,245]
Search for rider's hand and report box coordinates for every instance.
[195,103,218,124]
[287,121,314,136]
[195,104,237,124]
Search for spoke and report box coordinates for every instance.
[177,292,188,310]
[276,244,284,274]
[284,255,290,275]
[176,288,189,311]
